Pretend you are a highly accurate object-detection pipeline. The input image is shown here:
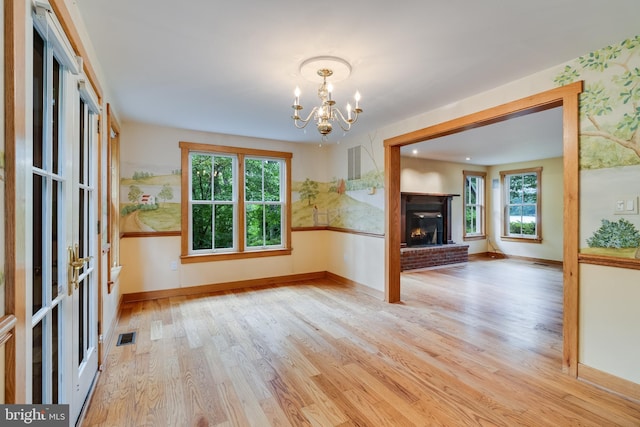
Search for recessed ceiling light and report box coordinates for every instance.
[412,149,418,155]
[466,157,471,161]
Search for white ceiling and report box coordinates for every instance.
[401,106,563,165]
[75,0,640,155]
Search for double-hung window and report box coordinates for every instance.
[500,167,542,242]
[180,142,292,262]
[463,170,486,240]
[245,157,285,248]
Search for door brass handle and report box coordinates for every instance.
[68,244,92,295]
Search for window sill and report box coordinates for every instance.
[500,236,542,244]
[180,247,292,264]
[463,235,486,241]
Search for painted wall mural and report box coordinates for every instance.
[554,35,640,259]
[292,136,385,234]
[120,161,181,233]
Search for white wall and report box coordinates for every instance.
[488,157,564,261]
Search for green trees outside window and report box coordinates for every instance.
[190,153,235,251]
[180,141,291,260]
[501,167,542,240]
[463,171,486,239]
[245,158,283,247]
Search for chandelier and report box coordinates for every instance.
[291,56,362,140]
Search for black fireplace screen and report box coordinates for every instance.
[407,211,443,246]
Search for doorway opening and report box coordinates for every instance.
[384,82,583,375]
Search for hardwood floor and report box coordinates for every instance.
[82,258,640,426]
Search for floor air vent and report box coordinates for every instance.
[116,332,136,346]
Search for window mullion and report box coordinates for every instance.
[238,154,245,253]
[262,161,267,246]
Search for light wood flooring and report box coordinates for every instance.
[82,258,640,426]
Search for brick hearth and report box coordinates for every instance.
[400,244,469,271]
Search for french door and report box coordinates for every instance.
[31,10,99,424]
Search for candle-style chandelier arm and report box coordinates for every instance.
[332,106,362,132]
[291,105,319,129]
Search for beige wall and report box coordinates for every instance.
[326,232,385,292]
[488,157,564,261]
[120,231,330,293]
[580,264,640,384]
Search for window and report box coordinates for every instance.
[500,167,542,242]
[463,170,486,240]
[245,158,284,248]
[180,142,292,262]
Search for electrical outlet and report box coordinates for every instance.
[170,261,178,271]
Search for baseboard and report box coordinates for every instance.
[98,293,123,370]
[507,254,563,266]
[469,251,508,260]
[121,271,327,302]
[325,271,385,300]
[470,252,562,266]
[578,363,640,403]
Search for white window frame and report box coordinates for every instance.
[500,167,542,242]
[188,152,238,254]
[179,142,292,263]
[463,170,486,240]
[244,156,286,251]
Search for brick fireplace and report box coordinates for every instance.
[400,192,468,271]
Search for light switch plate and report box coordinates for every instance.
[614,195,638,215]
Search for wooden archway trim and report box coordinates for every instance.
[384,81,583,375]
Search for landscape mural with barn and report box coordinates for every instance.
[120,161,181,233]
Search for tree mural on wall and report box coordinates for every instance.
[299,178,319,206]
[157,183,174,206]
[554,35,640,165]
[128,184,143,203]
[554,35,640,260]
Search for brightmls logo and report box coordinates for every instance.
[1,405,69,426]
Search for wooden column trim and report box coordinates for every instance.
[383,81,583,375]
[562,87,581,377]
[4,0,28,403]
[49,0,103,102]
[384,144,400,302]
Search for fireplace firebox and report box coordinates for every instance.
[401,193,459,247]
[408,211,443,246]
